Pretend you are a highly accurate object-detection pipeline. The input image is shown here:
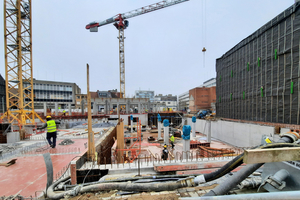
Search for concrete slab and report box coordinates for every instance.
[0,138,87,197]
[154,160,235,172]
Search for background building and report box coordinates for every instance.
[178,78,216,113]
[178,91,189,112]
[76,90,120,111]
[25,79,81,109]
[75,94,87,110]
[154,94,177,111]
[199,78,216,87]
[135,90,155,102]
[0,74,6,113]
[216,4,300,124]
[189,87,216,113]
[98,89,120,98]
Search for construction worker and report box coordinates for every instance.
[62,110,66,116]
[38,116,60,148]
[161,144,169,160]
[170,134,175,149]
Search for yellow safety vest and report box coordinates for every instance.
[47,120,57,133]
[170,136,175,142]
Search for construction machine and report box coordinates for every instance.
[86,0,190,99]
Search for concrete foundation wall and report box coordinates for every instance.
[187,118,279,147]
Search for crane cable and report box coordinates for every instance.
[202,0,207,68]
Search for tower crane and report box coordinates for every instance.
[2,0,44,125]
[86,0,189,98]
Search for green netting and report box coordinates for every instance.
[216,2,300,124]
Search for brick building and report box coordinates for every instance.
[189,86,216,113]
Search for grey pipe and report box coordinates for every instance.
[47,176,194,199]
[63,174,196,189]
[182,190,300,199]
[204,163,264,196]
[80,181,182,193]
[203,136,295,197]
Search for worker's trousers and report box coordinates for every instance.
[47,131,57,148]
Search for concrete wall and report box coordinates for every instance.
[187,118,279,147]
[7,132,20,143]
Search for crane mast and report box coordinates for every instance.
[86,0,189,99]
[3,0,44,125]
[118,28,125,98]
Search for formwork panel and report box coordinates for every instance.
[216,2,300,125]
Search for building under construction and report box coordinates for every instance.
[1,1,300,200]
[216,2,300,125]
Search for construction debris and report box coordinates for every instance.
[190,140,210,149]
[0,144,18,154]
[0,159,17,167]
[58,139,75,146]
[198,146,236,157]
[67,121,117,129]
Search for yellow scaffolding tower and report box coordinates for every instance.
[2,0,44,125]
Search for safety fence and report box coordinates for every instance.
[109,148,244,167]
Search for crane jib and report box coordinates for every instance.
[106,17,114,24]
[86,0,189,29]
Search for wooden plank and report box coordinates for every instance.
[148,149,156,159]
[87,64,95,161]
[116,121,124,163]
[243,147,300,164]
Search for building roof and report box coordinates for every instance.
[90,91,98,99]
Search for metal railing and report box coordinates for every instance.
[74,147,244,170]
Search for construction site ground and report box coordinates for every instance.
[0,124,241,198]
[115,129,240,163]
[0,126,108,198]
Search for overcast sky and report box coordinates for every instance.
[0,0,295,97]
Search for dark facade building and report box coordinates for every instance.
[0,74,6,113]
[216,2,300,124]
